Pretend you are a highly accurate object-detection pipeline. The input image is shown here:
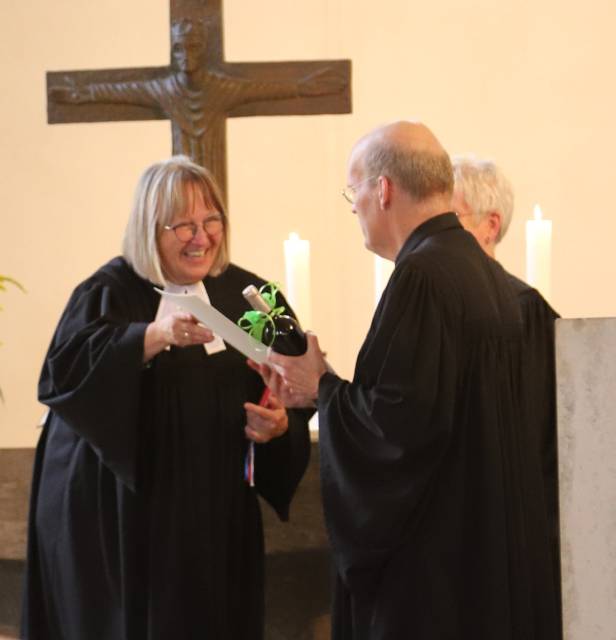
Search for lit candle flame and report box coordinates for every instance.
[534,204,543,221]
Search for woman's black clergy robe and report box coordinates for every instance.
[22,257,310,640]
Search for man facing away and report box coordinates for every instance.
[452,155,562,633]
[252,121,561,639]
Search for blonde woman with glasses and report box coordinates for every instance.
[22,155,310,640]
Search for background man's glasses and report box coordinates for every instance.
[163,215,224,242]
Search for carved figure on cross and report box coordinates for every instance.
[47,4,352,198]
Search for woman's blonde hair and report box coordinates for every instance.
[122,155,229,285]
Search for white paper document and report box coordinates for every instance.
[156,289,269,364]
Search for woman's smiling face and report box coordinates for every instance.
[158,182,224,285]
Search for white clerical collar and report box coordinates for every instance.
[155,281,226,355]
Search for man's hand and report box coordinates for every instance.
[247,333,327,408]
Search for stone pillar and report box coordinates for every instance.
[556,318,616,640]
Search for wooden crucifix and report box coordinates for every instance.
[47,0,352,199]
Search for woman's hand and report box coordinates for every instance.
[144,312,214,361]
[244,394,289,443]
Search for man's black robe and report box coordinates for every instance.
[318,213,561,640]
[22,257,310,640]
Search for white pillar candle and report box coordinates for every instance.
[374,255,395,308]
[283,232,311,329]
[525,204,552,300]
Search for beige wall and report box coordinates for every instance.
[1,0,615,447]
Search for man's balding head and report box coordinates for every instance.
[345,121,455,259]
[351,121,454,202]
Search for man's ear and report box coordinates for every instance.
[486,211,502,243]
[378,176,391,210]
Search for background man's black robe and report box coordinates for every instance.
[22,258,310,640]
[318,214,561,640]
[507,273,562,631]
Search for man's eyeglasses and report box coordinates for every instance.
[163,215,224,242]
[341,175,378,205]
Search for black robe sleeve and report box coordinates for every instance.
[38,277,147,492]
[254,408,312,521]
[318,262,457,591]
